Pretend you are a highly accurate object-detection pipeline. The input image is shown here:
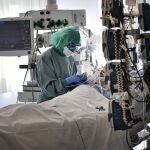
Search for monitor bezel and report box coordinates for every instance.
[0,17,34,57]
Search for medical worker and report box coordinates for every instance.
[36,26,87,103]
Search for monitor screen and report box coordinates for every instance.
[0,17,34,56]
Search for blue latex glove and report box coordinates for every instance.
[65,74,87,85]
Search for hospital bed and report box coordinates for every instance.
[0,85,130,150]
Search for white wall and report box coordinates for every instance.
[57,0,102,34]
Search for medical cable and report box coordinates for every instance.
[75,120,86,150]
[142,100,147,131]
[126,129,134,150]
[23,29,39,103]
[127,52,143,90]
[122,40,143,90]
[121,42,145,103]
[31,70,35,102]
[24,11,32,17]
[125,46,146,148]
[23,68,29,86]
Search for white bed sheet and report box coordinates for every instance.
[0,85,130,150]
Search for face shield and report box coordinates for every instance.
[63,43,81,57]
[67,43,81,52]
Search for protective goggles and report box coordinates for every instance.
[67,43,81,52]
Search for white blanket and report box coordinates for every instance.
[0,85,130,150]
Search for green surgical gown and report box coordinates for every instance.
[36,47,77,103]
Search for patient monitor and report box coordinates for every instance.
[0,17,34,56]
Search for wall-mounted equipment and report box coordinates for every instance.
[0,17,34,56]
[20,10,86,30]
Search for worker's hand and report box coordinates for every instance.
[65,74,87,85]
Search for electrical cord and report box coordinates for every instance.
[145,94,150,106]
[128,55,143,89]
[31,70,35,102]
[126,129,134,150]
[142,100,147,131]
[134,96,146,103]
[29,30,39,102]
[34,30,39,53]
[21,68,29,103]
[123,41,144,90]
[120,62,131,90]
[24,11,31,17]
[127,85,147,103]
[23,68,29,86]
[21,29,39,103]
[127,80,147,103]
[75,120,86,150]
[22,67,36,103]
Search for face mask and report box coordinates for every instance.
[63,47,74,57]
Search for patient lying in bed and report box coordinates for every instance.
[0,85,130,150]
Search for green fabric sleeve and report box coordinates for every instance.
[36,52,67,102]
[36,48,77,103]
